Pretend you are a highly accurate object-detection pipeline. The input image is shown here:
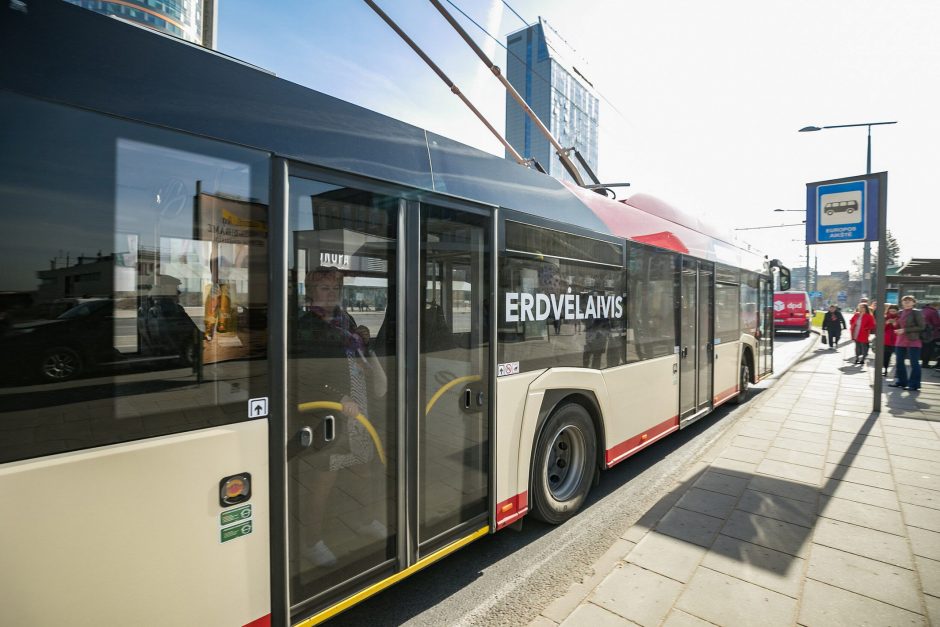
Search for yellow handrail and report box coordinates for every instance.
[297,401,387,466]
[425,374,482,415]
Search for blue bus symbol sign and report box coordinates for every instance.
[816,181,865,243]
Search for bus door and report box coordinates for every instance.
[679,258,714,423]
[418,204,491,555]
[759,276,773,377]
[285,173,402,615]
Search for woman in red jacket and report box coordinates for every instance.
[850,303,876,365]
[883,304,900,376]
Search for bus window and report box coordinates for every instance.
[499,222,624,372]
[626,244,677,361]
[0,93,270,464]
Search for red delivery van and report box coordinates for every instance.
[773,291,812,335]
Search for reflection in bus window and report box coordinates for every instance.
[0,94,269,464]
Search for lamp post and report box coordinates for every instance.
[798,121,897,298]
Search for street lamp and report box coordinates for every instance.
[798,120,897,298]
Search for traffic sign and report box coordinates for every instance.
[805,173,883,245]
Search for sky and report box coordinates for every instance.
[218,0,939,277]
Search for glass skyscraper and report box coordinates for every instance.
[505,18,599,184]
[65,0,217,48]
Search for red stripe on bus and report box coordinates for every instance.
[495,491,529,529]
[243,614,270,627]
[712,385,739,408]
[605,416,679,468]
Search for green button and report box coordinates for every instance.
[221,520,253,543]
[220,504,252,526]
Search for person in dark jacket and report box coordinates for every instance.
[821,304,846,349]
[890,295,926,391]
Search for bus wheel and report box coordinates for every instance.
[531,403,597,524]
[40,347,82,382]
[732,358,750,405]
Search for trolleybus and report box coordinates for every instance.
[0,2,790,625]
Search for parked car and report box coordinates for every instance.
[773,291,812,335]
[1,297,198,382]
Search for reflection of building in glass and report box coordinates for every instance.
[505,18,599,184]
[65,0,217,48]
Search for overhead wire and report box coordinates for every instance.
[444,0,633,149]
[500,0,528,27]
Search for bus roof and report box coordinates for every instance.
[2,0,766,274]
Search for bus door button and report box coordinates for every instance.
[464,389,472,409]
[299,426,314,449]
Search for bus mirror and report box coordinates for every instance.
[779,267,791,291]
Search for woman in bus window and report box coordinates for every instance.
[849,303,876,366]
[297,266,387,567]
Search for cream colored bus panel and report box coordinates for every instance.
[714,341,741,404]
[494,370,545,521]
[0,420,270,627]
[601,356,679,464]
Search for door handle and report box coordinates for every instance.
[477,391,485,407]
[464,388,472,410]
[299,426,313,449]
[681,346,688,358]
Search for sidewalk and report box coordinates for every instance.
[531,339,940,627]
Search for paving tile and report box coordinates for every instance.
[825,449,891,472]
[798,579,925,626]
[770,436,827,455]
[828,439,889,459]
[661,609,713,627]
[731,435,772,452]
[813,518,914,568]
[736,489,816,527]
[897,484,940,511]
[902,501,940,533]
[675,567,796,626]
[749,418,787,432]
[910,526,940,561]
[830,428,883,444]
[675,487,738,520]
[655,507,723,548]
[710,457,757,477]
[702,534,805,598]
[627,531,707,584]
[765,446,825,469]
[892,455,940,475]
[824,463,895,490]
[885,425,940,439]
[883,417,935,430]
[782,419,829,434]
[717,445,766,464]
[776,426,828,442]
[529,616,558,627]
[590,563,682,627]
[927,595,940,627]
[748,475,818,504]
[916,555,940,597]
[807,544,921,612]
[887,434,940,451]
[721,510,812,558]
[559,602,634,627]
[788,405,832,418]
[887,443,940,462]
[788,412,832,426]
[693,470,749,498]
[821,478,899,510]
[756,458,822,485]
[894,467,940,491]
[817,495,905,536]
[738,425,779,440]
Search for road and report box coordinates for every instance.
[327,332,816,627]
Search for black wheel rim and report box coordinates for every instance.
[42,351,78,380]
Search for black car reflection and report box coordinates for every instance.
[1,297,199,383]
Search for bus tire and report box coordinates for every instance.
[531,403,597,525]
[732,357,750,405]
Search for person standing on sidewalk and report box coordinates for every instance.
[921,300,940,369]
[822,304,846,349]
[850,303,876,365]
[890,295,926,391]
[883,303,900,377]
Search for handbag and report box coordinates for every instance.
[820,333,826,345]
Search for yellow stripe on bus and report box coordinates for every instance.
[293,526,491,626]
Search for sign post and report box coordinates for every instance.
[806,172,888,413]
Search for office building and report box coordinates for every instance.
[505,18,599,184]
[66,0,217,47]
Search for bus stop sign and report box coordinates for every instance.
[806,173,883,245]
